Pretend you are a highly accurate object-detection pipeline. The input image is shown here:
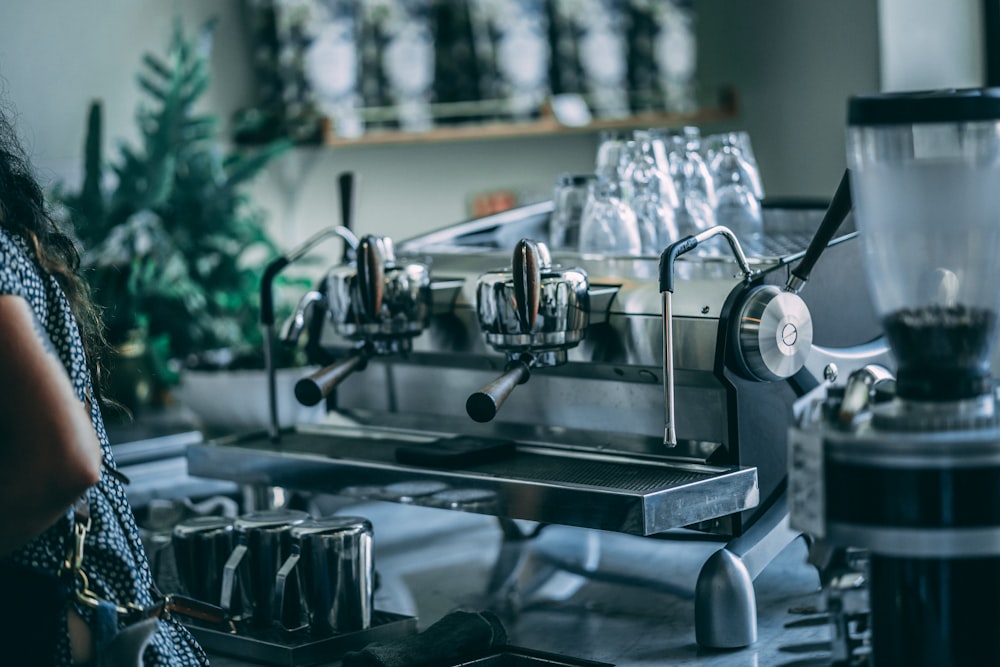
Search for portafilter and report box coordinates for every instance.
[293,234,432,407]
[466,238,589,422]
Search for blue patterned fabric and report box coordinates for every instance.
[0,225,208,665]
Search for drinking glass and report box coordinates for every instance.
[705,131,765,199]
[549,173,595,250]
[577,175,641,255]
[733,131,765,199]
[662,126,717,253]
[621,135,679,253]
[594,129,631,198]
[380,1,436,132]
[709,132,764,256]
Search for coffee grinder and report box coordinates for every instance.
[790,88,1000,665]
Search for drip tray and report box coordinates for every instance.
[186,425,758,536]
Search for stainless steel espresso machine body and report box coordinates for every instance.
[314,200,883,524]
[189,194,890,649]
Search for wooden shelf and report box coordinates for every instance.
[321,89,739,148]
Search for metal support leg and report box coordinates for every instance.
[695,492,802,648]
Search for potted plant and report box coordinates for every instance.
[51,16,300,420]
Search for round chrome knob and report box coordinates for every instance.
[734,285,813,382]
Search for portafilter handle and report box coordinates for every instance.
[466,355,532,423]
[466,239,546,423]
[295,347,370,407]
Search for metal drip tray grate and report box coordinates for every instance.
[473,453,714,493]
[187,426,758,537]
[759,231,817,260]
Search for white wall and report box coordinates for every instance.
[879,0,983,91]
[0,0,899,255]
[696,0,880,201]
[0,1,252,178]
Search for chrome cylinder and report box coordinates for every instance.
[171,515,235,605]
[276,516,375,635]
[475,239,589,353]
[219,508,310,627]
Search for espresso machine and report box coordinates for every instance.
[790,88,1000,666]
[189,173,891,650]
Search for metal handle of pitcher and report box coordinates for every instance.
[219,542,248,619]
[273,549,309,633]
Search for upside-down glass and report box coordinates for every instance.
[548,173,595,251]
[665,127,717,253]
[709,132,764,257]
[578,130,641,255]
[577,174,641,255]
[705,131,765,200]
[621,136,679,253]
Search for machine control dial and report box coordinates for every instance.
[735,285,813,382]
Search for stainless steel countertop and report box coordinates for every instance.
[204,500,832,667]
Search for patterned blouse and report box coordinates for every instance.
[0,225,208,665]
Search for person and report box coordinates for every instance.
[0,100,208,665]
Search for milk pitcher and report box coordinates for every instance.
[172,515,235,605]
[219,508,310,627]
[273,515,374,635]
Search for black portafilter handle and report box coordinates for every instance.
[466,357,532,423]
[295,350,370,407]
[786,169,853,292]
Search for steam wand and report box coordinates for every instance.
[261,225,359,442]
[261,171,360,442]
[659,226,755,446]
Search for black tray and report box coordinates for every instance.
[454,645,615,667]
[185,610,417,666]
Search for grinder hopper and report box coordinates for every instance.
[847,89,1000,403]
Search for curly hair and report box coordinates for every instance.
[0,103,107,396]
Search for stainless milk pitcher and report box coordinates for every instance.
[273,516,374,635]
[219,508,310,626]
[172,515,235,605]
